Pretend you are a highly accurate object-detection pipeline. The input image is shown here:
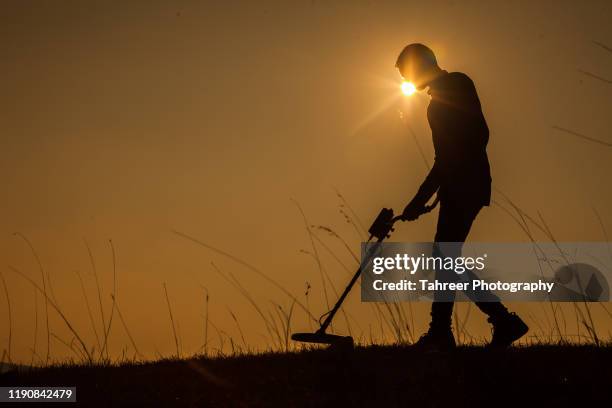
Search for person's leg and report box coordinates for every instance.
[454,259,528,348]
[420,201,528,348]
[429,202,479,331]
[433,203,513,319]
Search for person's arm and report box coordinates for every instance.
[402,160,440,220]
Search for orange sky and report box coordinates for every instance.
[1,1,611,362]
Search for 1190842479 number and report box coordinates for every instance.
[0,387,76,402]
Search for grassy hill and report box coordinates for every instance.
[2,345,611,407]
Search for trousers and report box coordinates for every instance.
[430,201,508,329]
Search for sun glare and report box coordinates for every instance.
[401,81,416,96]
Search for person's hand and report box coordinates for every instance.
[401,201,426,221]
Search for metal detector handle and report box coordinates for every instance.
[392,196,440,223]
[425,196,440,213]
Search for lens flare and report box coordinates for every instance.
[401,82,416,96]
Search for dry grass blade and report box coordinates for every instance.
[50,332,86,361]
[84,239,107,355]
[8,265,93,363]
[172,229,317,323]
[227,308,247,349]
[536,211,599,345]
[592,207,612,264]
[210,263,275,345]
[0,350,6,372]
[111,294,142,359]
[299,248,352,335]
[31,288,38,366]
[14,233,51,363]
[201,287,209,355]
[493,189,564,340]
[292,199,331,315]
[284,301,296,351]
[333,188,367,236]
[577,69,612,85]
[0,273,12,364]
[101,239,118,361]
[75,270,101,354]
[592,40,612,54]
[552,125,612,147]
[314,225,360,264]
[163,283,180,358]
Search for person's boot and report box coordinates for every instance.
[487,312,528,348]
[413,326,456,352]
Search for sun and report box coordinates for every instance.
[401,81,416,96]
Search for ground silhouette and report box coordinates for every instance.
[2,344,610,407]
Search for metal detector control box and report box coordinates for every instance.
[368,208,395,240]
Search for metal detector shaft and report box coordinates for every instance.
[317,237,385,334]
[314,200,439,335]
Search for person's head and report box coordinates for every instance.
[395,43,441,90]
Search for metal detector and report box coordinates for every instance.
[291,201,438,348]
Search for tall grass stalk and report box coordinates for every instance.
[75,270,102,353]
[173,230,317,325]
[0,273,12,364]
[536,211,599,345]
[492,191,564,342]
[8,265,92,363]
[333,188,368,239]
[209,263,274,342]
[304,282,313,331]
[111,294,142,359]
[298,248,353,336]
[50,332,86,362]
[202,287,209,355]
[227,308,247,350]
[84,239,107,354]
[14,233,51,363]
[494,188,606,344]
[292,199,332,318]
[163,283,180,358]
[101,239,118,360]
[31,288,38,366]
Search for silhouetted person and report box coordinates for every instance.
[396,43,528,349]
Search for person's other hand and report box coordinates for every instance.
[401,202,425,221]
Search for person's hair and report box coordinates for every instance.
[395,43,438,69]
